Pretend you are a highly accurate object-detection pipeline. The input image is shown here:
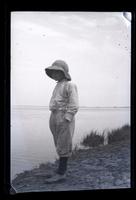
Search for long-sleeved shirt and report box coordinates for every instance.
[49,79,79,121]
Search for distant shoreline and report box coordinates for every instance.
[11,105,130,110]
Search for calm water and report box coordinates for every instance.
[11,107,130,180]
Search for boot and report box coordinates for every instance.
[44,157,68,183]
[57,157,68,175]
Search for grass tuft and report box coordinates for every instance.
[80,130,104,147]
[108,124,130,144]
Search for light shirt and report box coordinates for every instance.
[49,80,79,121]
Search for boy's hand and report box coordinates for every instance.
[64,113,73,122]
[64,118,70,123]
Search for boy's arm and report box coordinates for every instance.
[64,82,79,122]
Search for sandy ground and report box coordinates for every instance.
[11,139,130,193]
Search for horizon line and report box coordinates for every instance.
[12,105,130,108]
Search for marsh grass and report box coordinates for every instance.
[80,131,104,147]
[80,124,130,148]
[108,124,130,144]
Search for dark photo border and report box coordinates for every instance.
[1,1,136,198]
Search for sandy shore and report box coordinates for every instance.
[11,139,130,193]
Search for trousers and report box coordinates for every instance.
[49,110,75,157]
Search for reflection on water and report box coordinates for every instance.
[11,106,130,180]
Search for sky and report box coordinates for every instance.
[11,12,131,107]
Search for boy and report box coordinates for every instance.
[45,60,79,182]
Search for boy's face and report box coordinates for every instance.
[51,70,65,81]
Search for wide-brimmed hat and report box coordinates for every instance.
[45,60,71,81]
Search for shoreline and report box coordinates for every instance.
[12,138,130,193]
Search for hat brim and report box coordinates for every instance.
[45,66,71,81]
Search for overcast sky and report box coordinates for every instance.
[11,12,131,107]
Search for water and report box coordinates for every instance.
[11,107,130,180]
